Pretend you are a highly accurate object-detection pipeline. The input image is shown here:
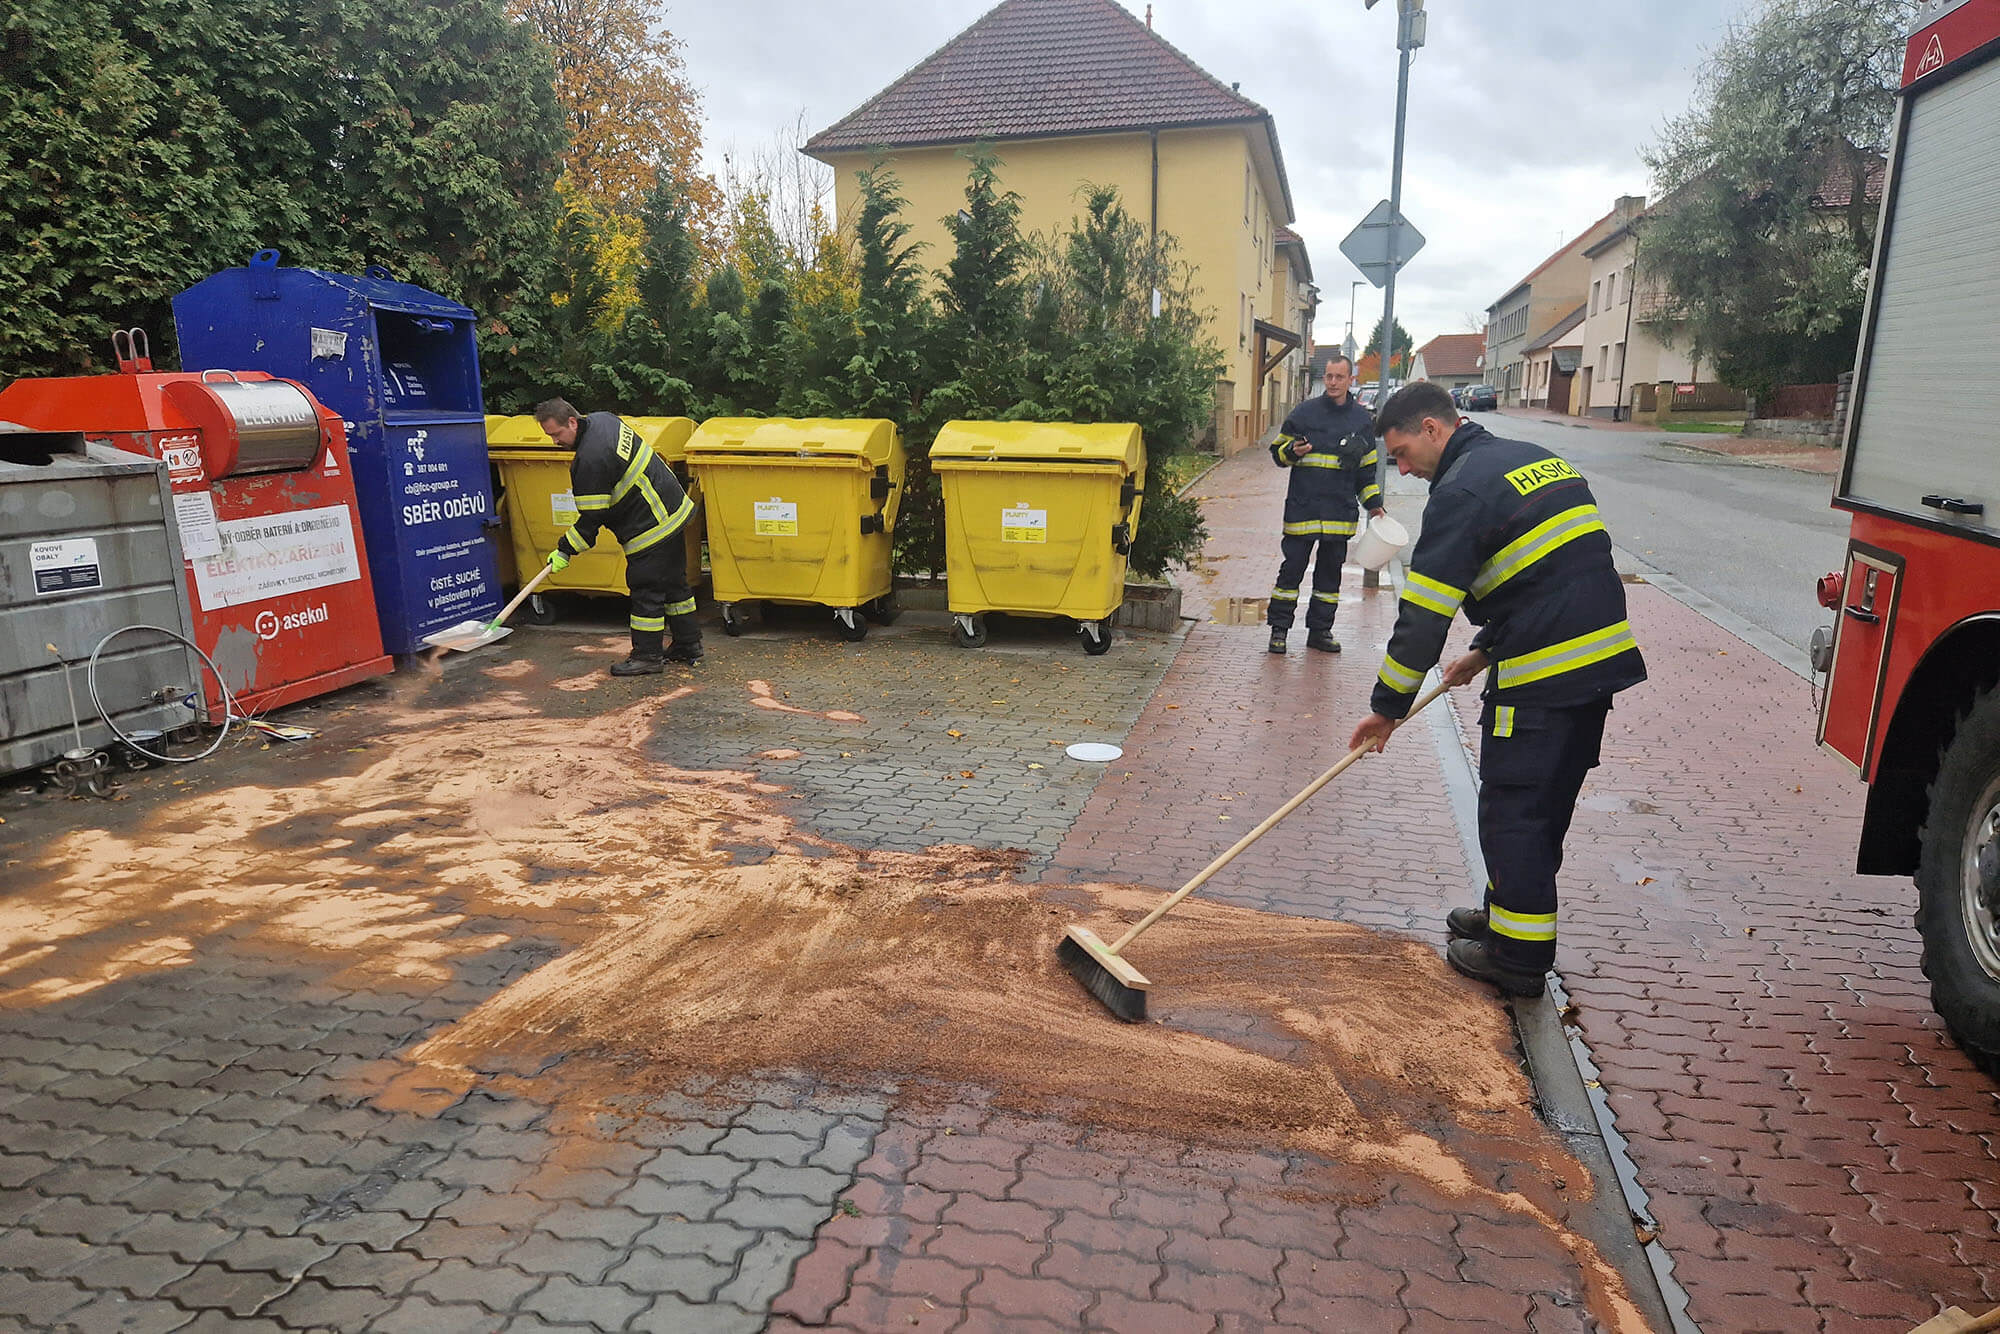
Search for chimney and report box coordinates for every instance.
[1615,194,1647,224]
[1146,3,1153,26]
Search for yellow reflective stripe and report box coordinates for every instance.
[1296,454,1346,469]
[1360,483,1382,503]
[1471,505,1605,599]
[1495,620,1637,690]
[1270,588,1300,601]
[1378,653,1423,694]
[558,527,589,556]
[1324,520,1358,536]
[625,488,696,554]
[611,442,658,503]
[665,598,697,616]
[1311,591,1341,604]
[1360,449,1379,468]
[1402,571,1465,619]
[1489,905,1556,941]
[1282,521,1319,536]
[1285,519,1359,536]
[572,492,613,511]
[1493,705,1515,738]
[629,615,667,631]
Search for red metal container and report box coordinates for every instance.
[0,335,394,715]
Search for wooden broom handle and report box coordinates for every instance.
[1107,678,1453,956]
[490,562,556,629]
[1963,1308,2000,1334]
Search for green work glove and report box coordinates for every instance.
[547,549,570,572]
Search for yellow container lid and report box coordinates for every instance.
[930,421,1142,471]
[485,414,552,450]
[686,417,899,467]
[629,416,697,462]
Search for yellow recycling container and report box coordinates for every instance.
[485,414,705,622]
[929,421,1145,655]
[685,418,903,641]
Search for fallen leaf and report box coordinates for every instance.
[1638,876,1655,885]
[960,770,974,778]
[947,729,963,738]
[1027,763,1044,770]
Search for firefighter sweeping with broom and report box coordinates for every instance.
[1348,382,1647,997]
[535,399,702,675]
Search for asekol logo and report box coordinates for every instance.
[1916,32,1946,78]
[255,603,330,641]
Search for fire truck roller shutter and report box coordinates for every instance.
[1845,54,2000,536]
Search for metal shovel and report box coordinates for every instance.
[421,563,556,653]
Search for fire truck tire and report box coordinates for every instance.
[1917,686,2000,1078]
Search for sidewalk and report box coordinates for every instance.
[1495,406,1842,476]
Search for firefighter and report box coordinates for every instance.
[1347,381,1646,997]
[1267,353,1385,655]
[534,399,702,675]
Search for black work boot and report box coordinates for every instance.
[612,629,667,676]
[1446,939,1547,997]
[1446,907,1489,941]
[1268,630,1287,655]
[1306,630,1342,653]
[664,614,704,665]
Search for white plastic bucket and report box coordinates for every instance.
[1351,513,1411,571]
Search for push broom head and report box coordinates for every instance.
[1057,924,1151,1023]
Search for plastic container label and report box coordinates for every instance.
[1002,507,1048,543]
[755,500,798,536]
[551,491,579,528]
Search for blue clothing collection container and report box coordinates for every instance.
[173,251,502,654]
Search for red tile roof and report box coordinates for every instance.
[1415,332,1485,378]
[1811,155,1887,209]
[805,0,1271,154]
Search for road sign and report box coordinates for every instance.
[1340,200,1425,288]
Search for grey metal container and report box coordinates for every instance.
[0,430,204,775]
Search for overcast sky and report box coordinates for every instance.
[671,0,1748,348]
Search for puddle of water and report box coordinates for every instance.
[1579,794,1660,815]
[1210,597,1270,625]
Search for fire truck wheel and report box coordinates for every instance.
[1917,686,2000,1078]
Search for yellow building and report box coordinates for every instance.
[804,0,1307,455]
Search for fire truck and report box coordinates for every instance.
[1817,0,2000,1074]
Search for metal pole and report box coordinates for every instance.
[1365,1,1416,590]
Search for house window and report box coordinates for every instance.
[1241,294,1249,349]
[1591,281,1601,314]
[1600,345,1610,374]
[1244,166,1252,225]
[1613,342,1626,378]
[1624,266,1634,302]
[1608,272,1618,306]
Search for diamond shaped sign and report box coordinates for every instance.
[1340,200,1426,288]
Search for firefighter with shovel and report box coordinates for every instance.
[535,399,702,675]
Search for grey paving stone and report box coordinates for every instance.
[628,1219,759,1266]
[409,1257,541,1312]
[734,1160,847,1202]
[16,1196,140,1245]
[303,1243,440,1297]
[711,1229,814,1312]
[0,1272,88,1324]
[361,1295,503,1334]
[44,1291,192,1333]
[603,1247,732,1303]
[5,1227,99,1276]
[532,1204,651,1249]
[514,1275,649,1330]
[624,1294,765,1334]
[54,1242,195,1298]
[0,1151,58,1190]
[204,1228,337,1280]
[708,1129,816,1168]
[113,1214,237,1264]
[169,1314,283,1334]
[297,1208,428,1252]
[499,1233,622,1284]
[808,1122,877,1176]
[155,1264,296,1318]
[613,1179,724,1222]
[398,1219,523,1267]
[710,1190,833,1239]
[636,1150,749,1192]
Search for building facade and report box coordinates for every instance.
[804,0,1307,454]
[1410,332,1484,392]
[1522,304,1585,412]
[1483,204,1627,406]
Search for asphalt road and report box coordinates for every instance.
[1466,411,1849,659]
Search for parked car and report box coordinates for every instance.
[1359,385,1380,409]
[1450,385,1468,408]
[1464,384,1499,411]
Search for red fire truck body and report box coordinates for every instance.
[1819,0,2000,1072]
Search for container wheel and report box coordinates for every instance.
[865,594,900,626]
[1916,684,2000,1077]
[720,603,745,637]
[1081,620,1115,656]
[952,615,988,649]
[836,609,869,643]
[523,593,559,626]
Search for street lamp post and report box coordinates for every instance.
[1346,280,1365,359]
[1363,0,1425,588]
